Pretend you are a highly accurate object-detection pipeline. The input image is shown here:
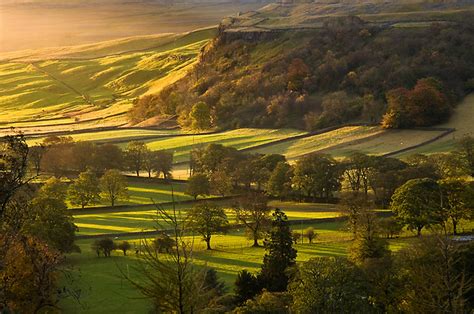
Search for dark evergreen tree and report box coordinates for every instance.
[259,208,297,292]
[234,270,260,304]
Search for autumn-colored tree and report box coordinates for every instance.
[0,234,63,313]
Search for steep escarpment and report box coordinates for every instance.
[129,4,474,131]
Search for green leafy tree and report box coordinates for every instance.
[233,193,271,247]
[266,162,293,200]
[304,227,317,244]
[100,169,128,207]
[187,203,229,250]
[37,177,67,202]
[190,101,211,130]
[234,270,260,304]
[439,178,474,235]
[259,209,297,292]
[233,291,292,314]
[289,257,372,313]
[68,169,101,209]
[125,141,149,177]
[292,153,342,200]
[0,135,29,216]
[117,241,131,256]
[391,178,443,236]
[26,196,79,253]
[185,173,211,200]
[457,135,474,176]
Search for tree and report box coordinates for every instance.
[292,231,301,244]
[289,257,372,313]
[378,217,403,239]
[26,195,79,253]
[234,270,260,304]
[40,136,74,178]
[37,177,67,202]
[125,202,212,313]
[92,238,115,257]
[154,150,173,179]
[100,169,128,207]
[125,141,148,177]
[189,101,211,130]
[233,291,292,314]
[209,166,233,196]
[187,203,229,250]
[292,153,342,200]
[439,178,474,235]
[94,143,124,173]
[185,173,210,200]
[342,152,373,196]
[153,233,176,253]
[0,135,29,216]
[28,144,46,176]
[304,227,317,244]
[68,169,101,209]
[397,236,473,313]
[266,162,293,200]
[391,178,443,236]
[457,135,474,176]
[0,234,63,313]
[259,209,297,292]
[340,192,373,239]
[382,78,451,128]
[117,241,131,256]
[233,193,271,247]
[349,222,389,264]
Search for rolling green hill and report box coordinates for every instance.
[0,27,216,129]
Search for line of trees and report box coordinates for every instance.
[29,136,173,179]
[185,135,474,208]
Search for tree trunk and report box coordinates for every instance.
[206,238,211,250]
[452,219,458,235]
[111,198,115,207]
[136,169,140,177]
[417,226,422,236]
[252,234,259,247]
[148,170,151,178]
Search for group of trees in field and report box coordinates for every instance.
[129,16,474,130]
[128,197,474,313]
[1,135,80,312]
[185,135,474,208]
[68,169,129,208]
[29,136,173,179]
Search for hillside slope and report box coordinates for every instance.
[132,1,474,130]
[0,28,216,130]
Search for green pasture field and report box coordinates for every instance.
[61,220,351,313]
[119,128,307,163]
[26,128,182,146]
[328,128,448,157]
[248,126,381,160]
[68,179,194,211]
[62,218,474,313]
[0,28,214,125]
[73,199,341,236]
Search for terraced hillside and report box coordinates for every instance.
[0,28,216,130]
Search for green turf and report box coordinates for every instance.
[248,126,381,160]
[73,199,341,236]
[117,128,307,163]
[0,28,214,125]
